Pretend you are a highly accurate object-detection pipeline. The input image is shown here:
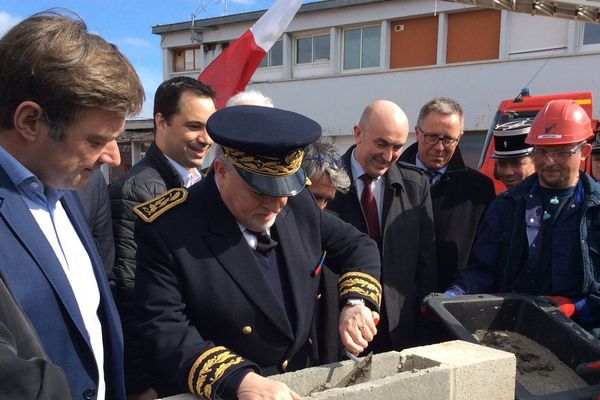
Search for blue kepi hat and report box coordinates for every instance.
[207,105,322,196]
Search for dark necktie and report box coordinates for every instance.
[248,230,278,256]
[426,170,440,185]
[360,174,381,244]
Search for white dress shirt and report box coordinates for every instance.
[165,155,203,188]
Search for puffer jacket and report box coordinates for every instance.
[109,141,184,394]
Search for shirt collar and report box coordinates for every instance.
[164,154,202,188]
[0,144,63,205]
[415,154,449,175]
[350,148,382,183]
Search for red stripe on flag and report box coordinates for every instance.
[198,30,266,109]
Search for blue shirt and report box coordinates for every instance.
[0,145,106,399]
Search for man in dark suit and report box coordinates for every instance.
[77,169,115,276]
[328,100,436,353]
[134,106,382,400]
[109,77,216,399]
[0,271,73,400]
[0,10,144,400]
[399,97,495,291]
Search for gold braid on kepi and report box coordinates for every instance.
[338,271,382,310]
[188,346,245,399]
[206,105,322,197]
[223,146,303,177]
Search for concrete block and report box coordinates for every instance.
[404,340,516,400]
[161,340,516,400]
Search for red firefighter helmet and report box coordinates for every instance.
[526,99,593,145]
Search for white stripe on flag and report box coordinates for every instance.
[251,0,303,51]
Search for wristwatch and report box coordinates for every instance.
[345,298,365,307]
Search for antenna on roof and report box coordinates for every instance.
[191,1,211,43]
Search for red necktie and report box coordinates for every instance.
[360,174,381,244]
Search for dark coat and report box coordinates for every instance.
[0,272,73,400]
[134,173,381,399]
[327,146,436,351]
[399,143,495,290]
[452,173,600,326]
[109,141,185,394]
[77,169,115,277]
[0,169,125,400]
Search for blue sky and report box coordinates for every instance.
[0,0,309,118]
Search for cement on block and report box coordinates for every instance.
[271,351,447,396]
[162,341,516,400]
[307,367,454,400]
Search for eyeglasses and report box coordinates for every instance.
[304,153,345,170]
[532,142,586,162]
[416,128,460,147]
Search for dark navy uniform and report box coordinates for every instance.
[133,106,381,399]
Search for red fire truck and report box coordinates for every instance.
[478,88,600,193]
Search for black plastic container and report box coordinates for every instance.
[423,293,600,400]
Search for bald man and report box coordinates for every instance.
[328,100,436,353]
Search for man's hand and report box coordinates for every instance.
[237,372,302,400]
[339,303,378,355]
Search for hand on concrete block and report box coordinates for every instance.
[237,372,301,400]
[339,303,377,355]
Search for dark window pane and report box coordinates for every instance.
[270,40,283,66]
[297,37,312,64]
[174,50,185,72]
[344,29,361,70]
[584,23,600,45]
[362,26,380,68]
[313,34,330,61]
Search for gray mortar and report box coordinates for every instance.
[271,352,441,397]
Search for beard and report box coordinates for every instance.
[539,167,568,188]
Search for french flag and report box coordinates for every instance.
[199,0,304,108]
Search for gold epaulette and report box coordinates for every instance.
[132,188,188,223]
[188,346,245,399]
[338,271,382,309]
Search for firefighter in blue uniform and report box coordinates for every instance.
[133,105,382,399]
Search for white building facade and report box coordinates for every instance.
[152,0,600,166]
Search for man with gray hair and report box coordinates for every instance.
[302,137,350,209]
[399,97,495,292]
[226,90,274,107]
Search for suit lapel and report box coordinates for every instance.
[337,148,369,232]
[0,181,90,344]
[202,179,294,340]
[381,164,403,234]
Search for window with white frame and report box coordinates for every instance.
[296,34,330,64]
[583,23,600,46]
[259,40,283,68]
[173,47,202,72]
[343,25,380,70]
